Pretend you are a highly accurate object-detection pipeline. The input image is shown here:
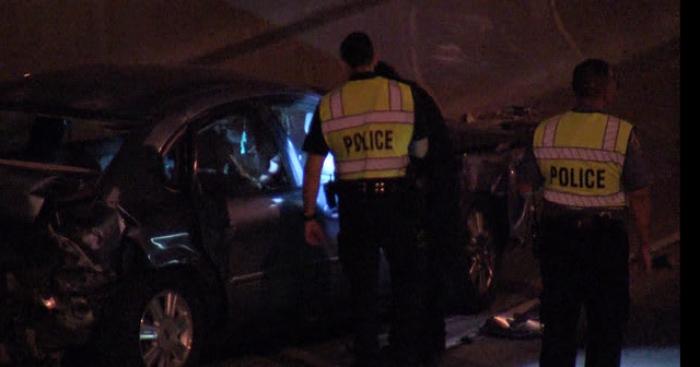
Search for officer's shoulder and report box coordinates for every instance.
[321,84,344,100]
[537,113,565,128]
[395,79,428,99]
[375,75,414,88]
[604,113,635,129]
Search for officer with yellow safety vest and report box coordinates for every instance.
[302,32,436,367]
[518,59,653,367]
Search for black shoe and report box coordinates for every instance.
[421,354,443,367]
[380,345,422,367]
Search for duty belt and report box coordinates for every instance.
[542,201,626,229]
[336,178,408,196]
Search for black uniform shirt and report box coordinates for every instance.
[302,72,433,156]
[517,111,653,192]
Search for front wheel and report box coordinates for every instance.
[138,288,196,366]
[98,270,205,367]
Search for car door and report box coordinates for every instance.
[192,101,309,323]
[264,95,345,318]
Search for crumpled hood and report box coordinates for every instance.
[0,162,123,355]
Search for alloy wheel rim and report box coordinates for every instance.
[139,289,194,367]
[466,210,496,297]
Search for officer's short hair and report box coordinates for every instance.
[340,32,374,68]
[572,59,614,98]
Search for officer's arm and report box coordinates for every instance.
[410,138,428,159]
[628,186,652,272]
[303,154,324,217]
[302,154,328,246]
[302,108,329,219]
[623,130,653,272]
[409,83,434,160]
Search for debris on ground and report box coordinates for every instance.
[479,302,543,339]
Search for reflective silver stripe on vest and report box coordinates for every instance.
[321,111,414,134]
[336,156,409,174]
[542,116,561,147]
[603,116,620,151]
[389,80,402,111]
[544,190,626,208]
[330,90,343,119]
[533,147,625,166]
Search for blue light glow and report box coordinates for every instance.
[240,131,248,154]
[303,112,314,134]
[321,155,335,184]
[149,232,189,249]
[286,139,304,186]
[520,347,680,367]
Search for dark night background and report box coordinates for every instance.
[0,1,680,366]
[0,0,679,242]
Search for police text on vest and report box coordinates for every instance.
[342,130,394,155]
[550,166,606,189]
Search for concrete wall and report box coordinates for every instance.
[0,0,341,88]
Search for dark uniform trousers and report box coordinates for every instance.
[416,231,448,364]
[416,177,457,363]
[336,179,423,367]
[538,208,630,367]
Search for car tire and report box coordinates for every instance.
[457,201,503,313]
[97,269,206,367]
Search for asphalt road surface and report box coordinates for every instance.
[204,235,680,367]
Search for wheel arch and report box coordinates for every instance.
[118,235,228,335]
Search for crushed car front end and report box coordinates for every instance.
[0,167,126,364]
[0,109,133,364]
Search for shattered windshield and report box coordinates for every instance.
[0,111,130,172]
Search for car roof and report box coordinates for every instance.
[0,64,316,124]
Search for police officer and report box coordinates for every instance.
[518,58,653,367]
[302,32,432,367]
[374,60,456,367]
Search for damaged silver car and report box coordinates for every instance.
[0,65,534,367]
[0,65,333,366]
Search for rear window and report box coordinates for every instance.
[0,111,129,171]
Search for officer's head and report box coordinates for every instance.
[572,59,618,103]
[340,32,375,69]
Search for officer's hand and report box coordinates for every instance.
[305,219,328,247]
[637,242,652,274]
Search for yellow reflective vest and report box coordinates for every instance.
[319,76,415,180]
[533,111,633,209]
